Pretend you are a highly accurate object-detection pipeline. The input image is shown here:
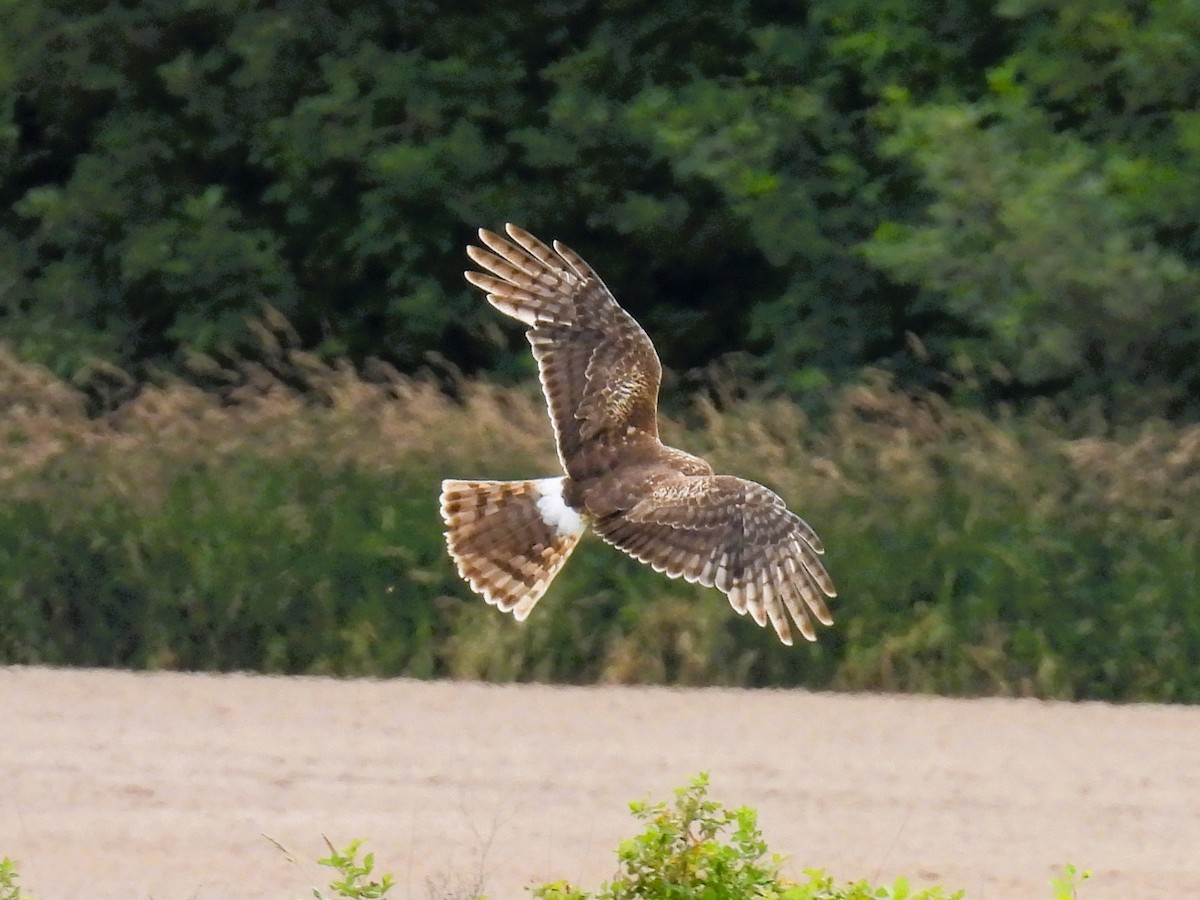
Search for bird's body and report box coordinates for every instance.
[440,225,835,644]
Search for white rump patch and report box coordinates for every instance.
[534,478,586,537]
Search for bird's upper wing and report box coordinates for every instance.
[465,225,662,478]
[591,474,836,645]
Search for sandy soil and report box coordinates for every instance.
[2,667,1198,899]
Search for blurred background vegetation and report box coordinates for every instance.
[2,0,1198,699]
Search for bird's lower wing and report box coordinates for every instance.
[592,474,835,645]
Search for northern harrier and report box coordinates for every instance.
[440,225,836,644]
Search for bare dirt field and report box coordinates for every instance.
[2,667,1198,899]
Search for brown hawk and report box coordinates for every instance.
[440,225,836,644]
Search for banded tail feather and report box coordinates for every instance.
[439,477,587,620]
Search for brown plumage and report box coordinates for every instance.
[440,224,836,644]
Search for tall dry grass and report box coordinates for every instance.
[2,321,1197,698]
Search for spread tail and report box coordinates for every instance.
[439,477,586,620]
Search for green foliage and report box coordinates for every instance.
[0,858,31,900]
[312,838,394,900]
[2,344,1199,699]
[4,2,1200,416]
[0,342,461,675]
[1,811,1093,900]
[1050,864,1091,900]
[0,443,447,673]
[530,773,965,900]
[865,93,1200,416]
[584,772,784,899]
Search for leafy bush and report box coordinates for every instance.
[0,858,29,900]
[532,773,963,900]
[312,838,395,900]
[5,781,1093,899]
[305,778,1091,900]
[864,93,1200,417]
[2,336,1198,699]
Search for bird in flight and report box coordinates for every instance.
[440,225,836,644]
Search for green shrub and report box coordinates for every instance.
[531,773,964,900]
[0,858,30,900]
[0,786,1097,900]
[311,838,395,900]
[2,339,1198,699]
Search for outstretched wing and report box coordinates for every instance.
[465,225,662,478]
[591,474,836,645]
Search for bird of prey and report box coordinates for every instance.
[439,225,836,644]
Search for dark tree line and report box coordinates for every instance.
[3,1,1199,418]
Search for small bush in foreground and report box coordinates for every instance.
[0,858,29,900]
[311,838,395,900]
[1050,865,1092,900]
[530,773,962,900]
[3,780,1094,900]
